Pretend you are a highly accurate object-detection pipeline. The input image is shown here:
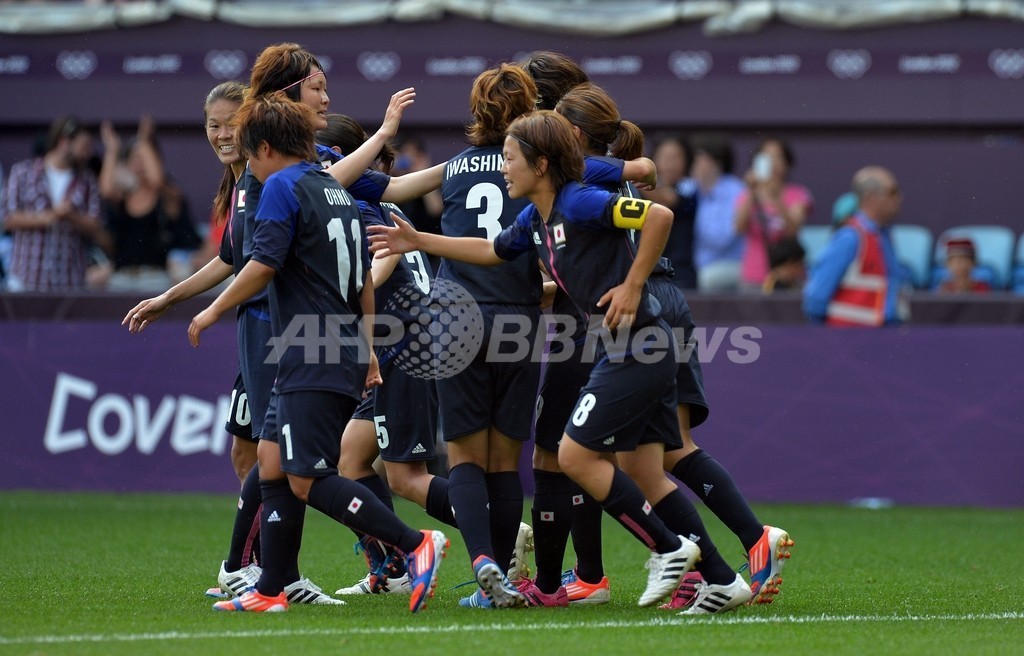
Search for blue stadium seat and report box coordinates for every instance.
[933,225,1016,289]
[890,224,934,289]
[1013,232,1024,294]
[798,224,832,266]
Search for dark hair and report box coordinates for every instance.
[768,238,806,269]
[754,136,795,168]
[45,114,84,153]
[518,51,589,110]
[234,92,317,163]
[466,64,538,147]
[204,80,247,223]
[555,82,643,160]
[506,110,583,193]
[316,113,396,174]
[690,132,734,174]
[649,132,693,171]
[249,42,324,102]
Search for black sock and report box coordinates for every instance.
[599,469,678,553]
[425,476,458,528]
[226,464,262,571]
[486,471,523,574]
[569,483,605,585]
[356,473,394,511]
[255,479,305,596]
[672,449,763,551]
[307,476,423,554]
[531,469,575,593]
[447,462,493,563]
[652,488,734,585]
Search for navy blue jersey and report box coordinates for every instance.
[317,144,391,204]
[249,160,372,399]
[438,145,541,305]
[219,166,270,315]
[494,181,661,332]
[360,200,434,340]
[584,154,673,278]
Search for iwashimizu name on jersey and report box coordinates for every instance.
[380,278,485,380]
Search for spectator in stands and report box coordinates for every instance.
[98,115,201,292]
[803,165,910,326]
[936,237,991,294]
[2,114,102,292]
[0,161,8,288]
[690,132,744,292]
[642,133,698,290]
[761,237,806,294]
[734,137,812,291]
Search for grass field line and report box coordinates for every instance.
[3,612,1023,645]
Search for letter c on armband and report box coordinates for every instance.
[612,198,651,230]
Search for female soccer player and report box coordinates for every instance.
[124,44,419,604]
[315,114,456,596]
[426,64,549,609]
[369,110,749,611]
[189,93,447,614]
[556,82,793,610]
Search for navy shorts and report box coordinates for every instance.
[352,355,438,462]
[223,371,255,442]
[237,308,277,439]
[534,340,592,454]
[564,319,681,452]
[437,303,542,442]
[271,390,358,478]
[648,276,710,429]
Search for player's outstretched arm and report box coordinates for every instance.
[367,211,501,265]
[188,260,275,347]
[123,256,233,333]
[379,162,445,204]
[326,87,416,188]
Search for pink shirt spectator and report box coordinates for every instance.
[737,183,813,285]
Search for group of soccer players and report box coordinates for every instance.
[124,44,792,615]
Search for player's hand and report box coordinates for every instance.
[366,212,418,256]
[187,306,221,347]
[596,281,642,331]
[123,294,171,333]
[379,87,416,139]
[364,352,383,397]
[540,280,557,310]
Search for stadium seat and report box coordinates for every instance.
[1013,232,1024,294]
[890,224,934,289]
[798,224,832,266]
[933,225,1016,289]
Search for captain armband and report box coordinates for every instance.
[611,197,653,230]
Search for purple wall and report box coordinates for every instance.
[3,321,1022,507]
[1,16,1024,236]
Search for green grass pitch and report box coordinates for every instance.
[1,491,1022,655]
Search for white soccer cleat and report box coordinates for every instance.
[284,577,346,605]
[638,536,700,607]
[509,522,535,582]
[335,572,413,595]
[680,573,752,615]
[213,560,262,598]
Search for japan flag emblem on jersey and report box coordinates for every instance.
[553,223,566,245]
[237,189,246,208]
